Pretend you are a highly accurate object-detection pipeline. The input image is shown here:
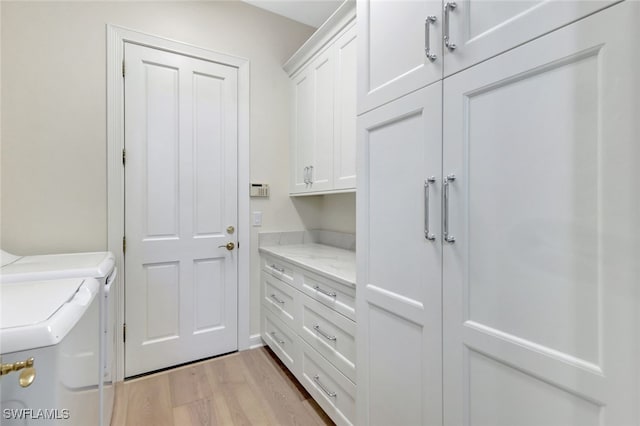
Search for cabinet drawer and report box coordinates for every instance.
[301,271,355,321]
[300,339,356,426]
[262,272,298,330]
[262,256,295,286]
[300,294,356,382]
[262,309,300,377]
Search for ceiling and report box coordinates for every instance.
[241,0,344,28]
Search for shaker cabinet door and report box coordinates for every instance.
[357,82,443,426]
[443,0,618,76]
[290,67,314,194]
[358,0,443,114]
[443,3,639,425]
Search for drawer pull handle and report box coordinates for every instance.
[270,264,285,273]
[313,375,337,398]
[269,331,285,345]
[270,294,285,305]
[313,325,337,341]
[313,285,337,298]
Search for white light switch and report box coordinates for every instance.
[253,211,263,227]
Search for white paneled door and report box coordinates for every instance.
[124,43,238,377]
[443,3,639,425]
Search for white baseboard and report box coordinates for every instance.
[248,333,265,349]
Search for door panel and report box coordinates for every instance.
[125,43,238,377]
[357,83,443,426]
[290,69,313,193]
[358,0,443,114]
[334,25,357,190]
[443,0,617,76]
[310,49,334,191]
[443,3,639,424]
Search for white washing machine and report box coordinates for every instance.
[1,250,117,426]
[1,277,101,425]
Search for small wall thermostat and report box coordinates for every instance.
[250,183,270,197]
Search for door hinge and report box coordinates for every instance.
[122,148,126,166]
[123,323,127,343]
[122,236,126,254]
[122,61,125,78]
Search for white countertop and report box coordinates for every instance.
[259,243,356,287]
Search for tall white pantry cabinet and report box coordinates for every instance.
[356,1,640,426]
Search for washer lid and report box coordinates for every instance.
[0,249,21,267]
[0,251,115,283]
[1,278,99,354]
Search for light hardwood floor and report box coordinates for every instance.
[111,346,334,426]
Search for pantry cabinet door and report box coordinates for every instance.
[443,0,617,76]
[357,82,443,426]
[333,24,357,191]
[290,67,314,194]
[308,48,334,192]
[358,0,443,114]
[443,3,639,425]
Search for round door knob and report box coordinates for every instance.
[219,242,235,251]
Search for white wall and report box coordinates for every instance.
[318,192,356,234]
[0,1,315,336]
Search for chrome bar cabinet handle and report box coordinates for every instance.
[313,375,337,398]
[313,285,337,298]
[270,294,285,305]
[313,324,337,341]
[303,166,309,184]
[424,177,436,240]
[444,174,456,243]
[424,16,438,61]
[308,165,314,183]
[444,2,457,51]
[270,331,285,345]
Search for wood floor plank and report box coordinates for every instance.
[111,381,129,426]
[124,373,174,426]
[113,348,334,426]
[207,354,272,425]
[169,363,212,407]
[244,347,334,426]
[173,399,212,426]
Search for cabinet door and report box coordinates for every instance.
[443,3,639,425]
[309,48,334,192]
[357,83,442,426]
[333,25,357,190]
[443,0,617,76]
[290,67,314,194]
[358,0,443,114]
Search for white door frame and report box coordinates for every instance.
[106,24,251,382]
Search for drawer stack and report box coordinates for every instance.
[260,254,356,426]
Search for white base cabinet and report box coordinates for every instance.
[357,2,640,425]
[260,254,357,426]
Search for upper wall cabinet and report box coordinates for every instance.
[357,0,443,114]
[357,0,617,114]
[285,1,357,196]
[442,0,617,76]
